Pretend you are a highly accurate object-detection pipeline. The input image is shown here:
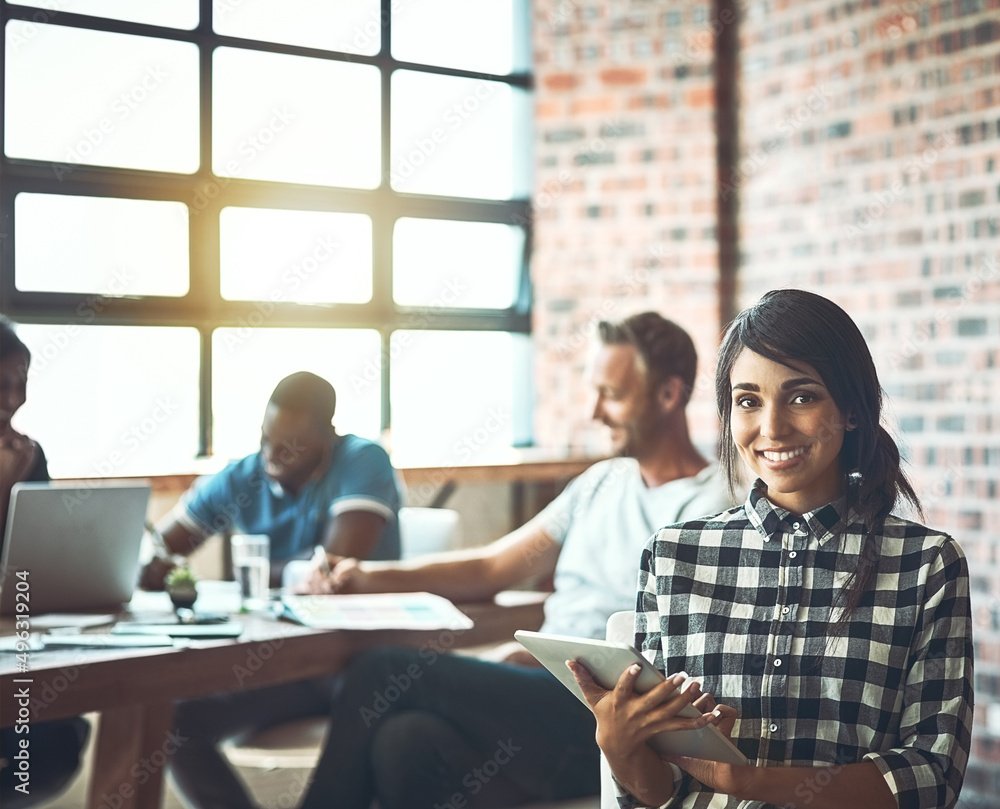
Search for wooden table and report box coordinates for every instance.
[0,594,547,809]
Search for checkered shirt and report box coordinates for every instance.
[615,483,974,809]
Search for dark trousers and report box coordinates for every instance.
[170,648,599,809]
[300,647,600,809]
[1,717,90,808]
[170,674,335,809]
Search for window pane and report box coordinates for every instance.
[212,329,382,460]
[13,326,200,477]
[393,218,522,308]
[213,48,380,188]
[15,194,189,296]
[214,0,381,56]
[393,0,518,74]
[389,331,531,463]
[391,71,530,199]
[58,0,198,28]
[221,208,372,304]
[4,22,199,172]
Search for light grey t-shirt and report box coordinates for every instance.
[535,460,735,639]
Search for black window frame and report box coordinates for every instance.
[0,0,534,458]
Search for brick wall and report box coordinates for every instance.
[532,0,1000,803]
[531,0,722,455]
[737,1,1000,802]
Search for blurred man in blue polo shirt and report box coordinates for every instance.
[139,370,402,590]
[149,371,402,808]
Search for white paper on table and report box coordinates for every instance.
[280,592,473,631]
[31,614,117,630]
[0,635,44,652]
[193,580,242,614]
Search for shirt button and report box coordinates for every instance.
[781,606,791,615]
[792,522,800,530]
[788,551,797,559]
[773,658,782,667]
[769,723,779,733]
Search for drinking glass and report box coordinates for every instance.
[231,534,270,610]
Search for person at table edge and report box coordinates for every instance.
[1,315,90,808]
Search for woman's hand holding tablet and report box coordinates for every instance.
[514,629,746,766]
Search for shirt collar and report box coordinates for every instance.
[744,479,859,545]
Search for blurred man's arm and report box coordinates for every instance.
[320,509,387,559]
[138,516,207,590]
[311,516,561,603]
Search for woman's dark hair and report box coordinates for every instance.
[1,315,31,363]
[715,289,920,625]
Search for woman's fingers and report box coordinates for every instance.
[692,691,717,713]
[567,660,612,710]
[614,662,644,696]
[713,703,738,738]
[641,704,725,737]
[634,671,695,713]
[569,661,735,739]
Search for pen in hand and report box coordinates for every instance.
[312,545,332,576]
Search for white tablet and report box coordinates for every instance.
[514,629,747,765]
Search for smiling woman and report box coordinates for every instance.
[728,350,850,515]
[579,290,974,809]
[714,288,922,623]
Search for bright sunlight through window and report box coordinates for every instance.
[2,1,530,475]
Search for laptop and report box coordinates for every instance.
[0,481,151,615]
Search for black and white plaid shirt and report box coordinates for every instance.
[617,482,974,809]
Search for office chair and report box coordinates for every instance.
[600,611,634,809]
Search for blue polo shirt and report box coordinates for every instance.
[178,434,402,562]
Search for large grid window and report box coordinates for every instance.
[1,0,533,476]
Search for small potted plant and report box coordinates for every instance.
[165,564,199,611]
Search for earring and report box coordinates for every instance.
[846,417,858,431]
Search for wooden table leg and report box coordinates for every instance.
[88,700,175,809]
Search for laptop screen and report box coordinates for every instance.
[0,481,151,615]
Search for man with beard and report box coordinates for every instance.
[285,312,736,809]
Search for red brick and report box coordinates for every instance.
[535,100,565,119]
[685,86,714,107]
[569,96,617,115]
[542,73,580,91]
[599,67,647,86]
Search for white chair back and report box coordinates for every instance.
[399,506,460,559]
[601,611,635,809]
[605,610,634,644]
